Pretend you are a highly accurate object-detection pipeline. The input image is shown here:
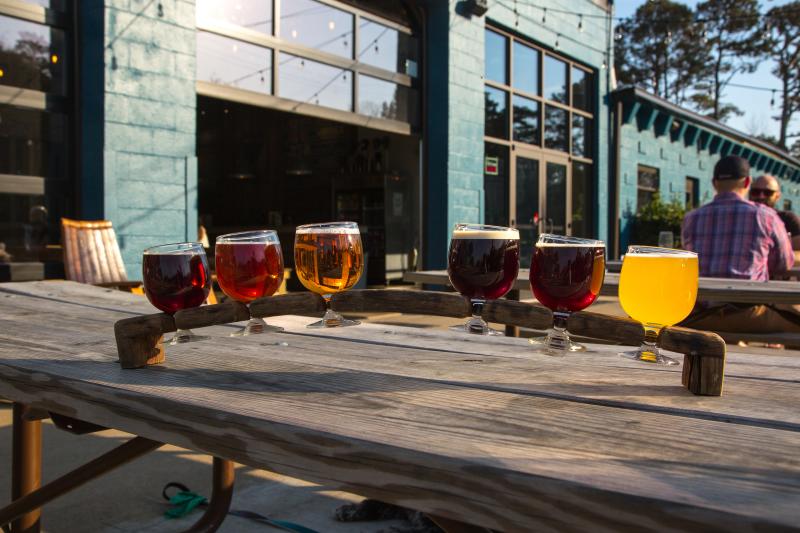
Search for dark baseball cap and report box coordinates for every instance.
[713,155,750,181]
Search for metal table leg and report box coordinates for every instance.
[181,457,235,533]
[1,436,162,530]
[11,403,41,533]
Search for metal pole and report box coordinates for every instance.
[181,457,235,533]
[1,437,162,530]
[11,404,41,533]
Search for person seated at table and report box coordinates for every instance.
[680,155,799,333]
[749,174,800,265]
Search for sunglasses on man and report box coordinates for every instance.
[750,188,778,197]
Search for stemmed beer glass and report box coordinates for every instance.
[142,242,211,344]
[294,221,363,328]
[619,246,698,365]
[529,234,605,354]
[447,223,520,335]
[215,230,285,336]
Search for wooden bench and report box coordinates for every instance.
[114,289,727,396]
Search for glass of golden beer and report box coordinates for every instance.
[619,246,698,365]
[294,221,363,328]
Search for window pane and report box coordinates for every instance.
[637,165,660,209]
[572,67,592,111]
[544,106,568,152]
[196,0,273,34]
[544,55,567,103]
[572,162,592,237]
[197,32,272,94]
[512,41,538,94]
[279,53,352,111]
[545,162,567,234]
[484,143,509,227]
[359,18,418,76]
[485,29,507,84]
[484,86,508,139]
[0,106,66,177]
[571,115,592,158]
[281,0,353,59]
[686,177,699,208]
[0,14,66,94]
[512,95,539,145]
[359,74,415,124]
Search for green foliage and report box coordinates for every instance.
[631,193,688,247]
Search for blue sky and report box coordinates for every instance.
[614,0,795,141]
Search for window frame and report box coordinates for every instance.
[196,0,419,135]
[685,176,699,209]
[637,165,661,209]
[483,24,595,164]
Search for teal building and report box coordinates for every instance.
[2,0,799,281]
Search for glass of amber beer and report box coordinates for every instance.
[447,223,520,335]
[215,230,285,336]
[294,221,363,328]
[619,246,698,365]
[529,234,605,354]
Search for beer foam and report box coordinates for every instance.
[452,229,519,239]
[626,251,697,258]
[296,225,360,235]
[536,242,604,247]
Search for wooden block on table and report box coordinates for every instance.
[567,311,644,344]
[174,301,249,330]
[482,299,552,330]
[332,289,471,317]
[249,292,326,317]
[114,313,175,369]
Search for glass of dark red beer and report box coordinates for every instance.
[529,234,605,354]
[142,242,211,344]
[215,230,285,336]
[447,223,520,335]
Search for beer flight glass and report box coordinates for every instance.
[619,246,698,365]
[530,234,606,354]
[142,242,211,344]
[447,223,520,335]
[294,221,364,328]
[215,230,285,336]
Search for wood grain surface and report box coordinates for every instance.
[404,269,800,304]
[0,282,799,532]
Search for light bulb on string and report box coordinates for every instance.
[578,15,584,32]
[555,33,560,49]
[542,7,547,24]
[614,30,622,41]
[771,90,776,107]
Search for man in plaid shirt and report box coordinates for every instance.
[681,155,798,333]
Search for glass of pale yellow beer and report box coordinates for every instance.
[619,246,698,365]
[294,221,363,328]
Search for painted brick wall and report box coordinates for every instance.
[93,0,197,276]
[619,124,800,249]
[424,1,485,269]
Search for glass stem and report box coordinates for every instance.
[471,299,485,320]
[467,299,488,334]
[641,323,661,355]
[546,311,571,350]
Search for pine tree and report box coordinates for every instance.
[764,1,800,148]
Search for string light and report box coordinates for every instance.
[578,14,584,32]
[554,33,560,49]
[771,89,776,107]
[542,7,546,24]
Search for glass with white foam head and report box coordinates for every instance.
[529,234,606,354]
[215,230,285,337]
[447,223,520,335]
[618,246,698,365]
[294,221,363,328]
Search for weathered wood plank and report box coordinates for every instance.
[0,350,798,531]
[249,292,327,318]
[332,289,471,318]
[174,301,250,330]
[403,270,800,305]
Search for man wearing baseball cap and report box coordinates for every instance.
[681,155,797,333]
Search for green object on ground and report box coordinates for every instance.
[165,491,207,518]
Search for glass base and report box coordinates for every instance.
[620,348,680,366]
[307,309,360,328]
[449,323,504,336]
[230,317,284,337]
[166,329,209,345]
[528,332,586,353]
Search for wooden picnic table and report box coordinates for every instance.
[404,269,800,304]
[1,281,799,531]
